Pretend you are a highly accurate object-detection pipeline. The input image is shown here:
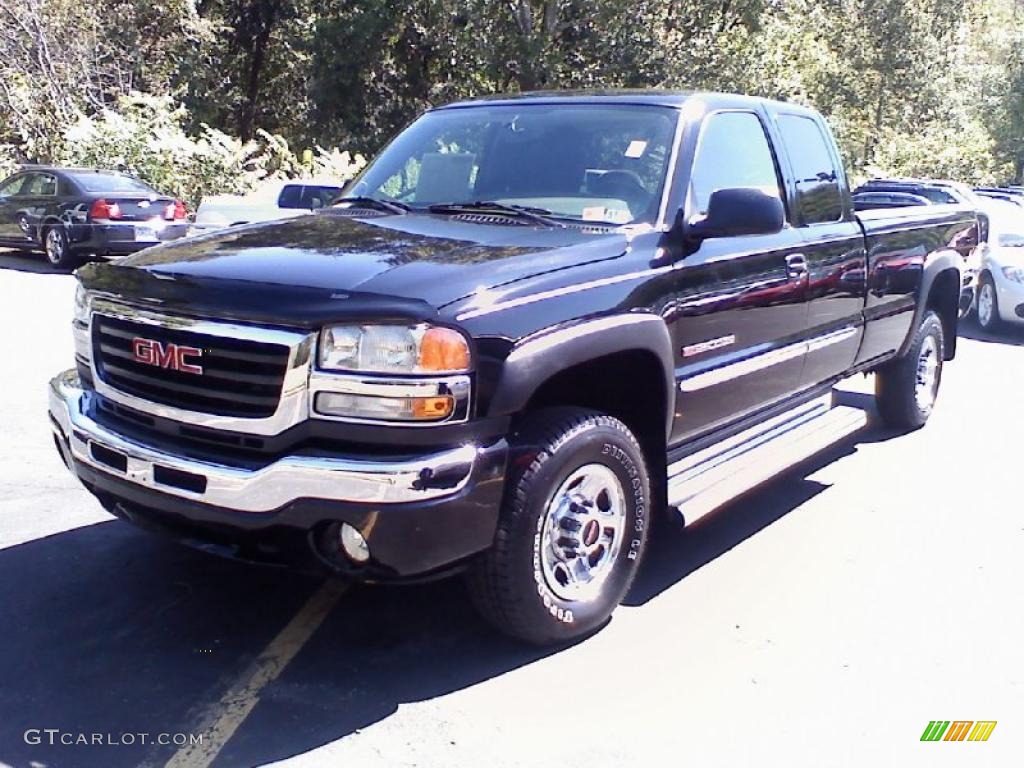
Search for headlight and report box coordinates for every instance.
[73,283,89,324]
[319,323,471,374]
[1002,266,1024,284]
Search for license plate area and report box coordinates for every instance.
[88,441,207,493]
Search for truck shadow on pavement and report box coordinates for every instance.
[0,249,70,275]
[627,392,897,607]
[957,321,1024,347]
[0,397,898,768]
[0,521,554,768]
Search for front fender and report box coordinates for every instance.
[487,313,676,439]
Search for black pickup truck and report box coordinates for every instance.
[49,92,976,644]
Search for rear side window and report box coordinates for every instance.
[0,174,25,196]
[277,184,305,209]
[917,187,956,204]
[777,114,843,224]
[689,111,783,215]
[23,173,57,196]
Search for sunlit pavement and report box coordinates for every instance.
[1,248,1021,768]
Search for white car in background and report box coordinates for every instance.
[977,199,1024,332]
[191,178,344,235]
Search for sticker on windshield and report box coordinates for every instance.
[625,140,648,158]
[583,206,631,224]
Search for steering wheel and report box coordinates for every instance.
[589,170,651,217]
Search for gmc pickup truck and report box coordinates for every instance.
[49,92,976,645]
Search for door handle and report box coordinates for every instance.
[785,253,808,281]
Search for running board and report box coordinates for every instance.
[666,393,868,526]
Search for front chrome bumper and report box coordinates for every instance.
[49,369,480,513]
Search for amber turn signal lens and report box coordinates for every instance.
[417,327,470,373]
[412,395,455,420]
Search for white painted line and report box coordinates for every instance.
[164,579,349,768]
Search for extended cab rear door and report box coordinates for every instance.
[769,109,867,388]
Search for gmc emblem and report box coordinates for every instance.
[131,337,204,375]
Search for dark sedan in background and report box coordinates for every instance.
[0,167,189,268]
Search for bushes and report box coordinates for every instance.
[49,94,365,208]
[867,120,1014,187]
[0,144,19,178]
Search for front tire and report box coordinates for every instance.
[976,276,1002,332]
[43,226,78,269]
[467,408,651,645]
[874,310,944,430]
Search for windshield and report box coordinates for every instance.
[344,104,679,225]
[69,173,159,196]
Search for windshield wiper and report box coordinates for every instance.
[333,196,410,215]
[427,201,565,228]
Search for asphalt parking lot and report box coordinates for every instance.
[1,247,1022,768]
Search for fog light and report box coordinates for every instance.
[339,523,370,563]
[315,391,454,422]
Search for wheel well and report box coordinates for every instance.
[522,349,669,508]
[926,267,960,360]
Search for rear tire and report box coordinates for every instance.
[466,408,651,645]
[43,226,79,270]
[874,310,944,430]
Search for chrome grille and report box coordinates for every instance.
[92,315,290,418]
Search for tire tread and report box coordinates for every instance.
[466,407,645,644]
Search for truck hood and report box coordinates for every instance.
[78,211,630,327]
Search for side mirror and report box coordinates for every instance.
[685,187,785,240]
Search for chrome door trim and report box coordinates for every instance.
[678,326,859,392]
[805,325,859,353]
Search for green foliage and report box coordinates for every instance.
[2,0,1024,187]
[56,94,365,208]
[868,121,1013,185]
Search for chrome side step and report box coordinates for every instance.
[666,393,868,525]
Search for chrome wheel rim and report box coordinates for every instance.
[914,335,940,413]
[539,463,627,603]
[45,229,64,264]
[978,283,994,327]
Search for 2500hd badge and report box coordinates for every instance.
[49,91,975,644]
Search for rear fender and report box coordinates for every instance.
[904,249,962,360]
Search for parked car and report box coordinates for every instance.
[0,167,188,268]
[50,91,974,645]
[191,179,344,235]
[976,198,1024,332]
[852,191,931,210]
[973,187,1024,207]
[853,178,982,207]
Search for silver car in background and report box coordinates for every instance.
[976,198,1024,331]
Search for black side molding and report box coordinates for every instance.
[488,313,676,439]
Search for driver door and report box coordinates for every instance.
[668,109,810,445]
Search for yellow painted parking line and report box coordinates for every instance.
[165,579,349,768]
